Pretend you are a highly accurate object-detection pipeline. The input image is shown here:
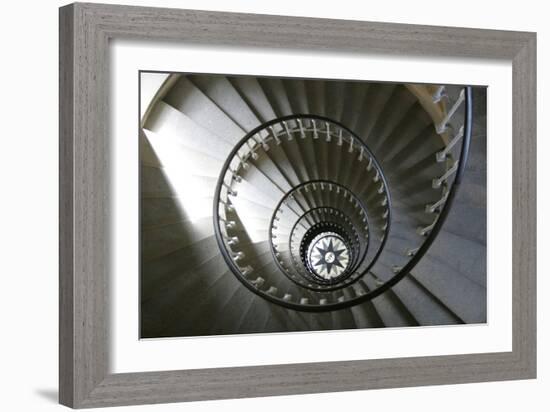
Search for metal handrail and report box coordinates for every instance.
[213,114,393,310]
[211,87,471,312]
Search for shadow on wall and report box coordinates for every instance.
[34,389,58,404]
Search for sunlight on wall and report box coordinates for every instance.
[143,129,214,224]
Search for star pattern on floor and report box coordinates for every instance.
[309,235,350,279]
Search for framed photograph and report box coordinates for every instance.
[59,2,536,408]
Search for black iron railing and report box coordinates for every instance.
[212,87,472,311]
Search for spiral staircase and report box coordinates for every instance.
[139,74,486,338]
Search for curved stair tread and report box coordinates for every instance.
[190,75,263,132]
[164,76,246,143]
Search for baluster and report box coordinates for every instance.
[297,118,306,138]
[366,157,373,171]
[269,125,281,145]
[436,88,465,133]
[325,122,331,142]
[266,286,278,295]
[436,125,464,162]
[221,218,236,230]
[312,119,319,139]
[282,120,292,141]
[225,236,239,246]
[406,247,419,257]
[425,191,450,213]
[251,277,265,287]
[236,152,249,169]
[417,219,437,236]
[245,139,257,160]
[229,168,242,182]
[221,199,235,212]
[250,134,261,153]
[222,182,238,196]
[232,251,245,262]
[433,160,459,188]
[432,85,446,103]
[257,131,269,151]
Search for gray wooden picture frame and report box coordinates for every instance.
[59,2,536,408]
